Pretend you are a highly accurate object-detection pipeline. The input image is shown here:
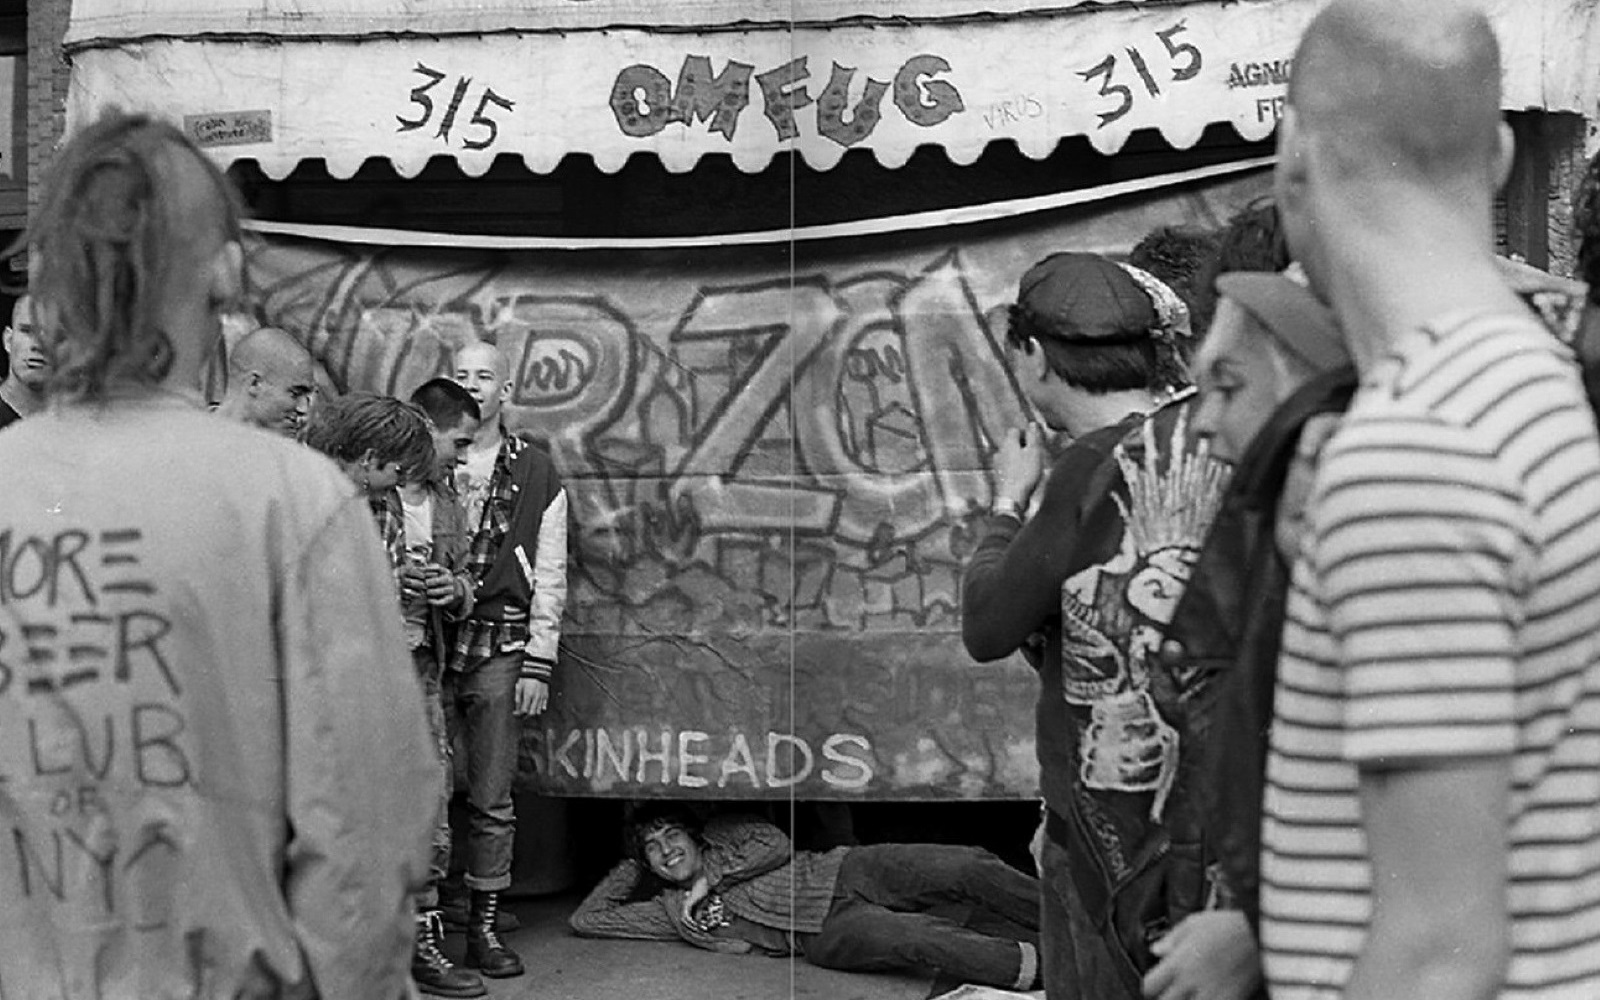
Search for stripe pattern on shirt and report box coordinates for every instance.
[1260,313,1600,999]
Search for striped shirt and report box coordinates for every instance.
[1260,312,1600,998]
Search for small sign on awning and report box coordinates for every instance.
[184,110,273,149]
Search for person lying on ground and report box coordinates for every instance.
[570,804,1044,992]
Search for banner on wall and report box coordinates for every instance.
[241,162,1272,799]
[65,0,1600,179]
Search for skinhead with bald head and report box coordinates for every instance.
[443,334,569,958]
[1259,5,1600,1000]
[452,340,512,451]
[1274,0,1524,362]
[0,295,48,425]
[217,325,316,437]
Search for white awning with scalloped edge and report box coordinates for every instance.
[63,0,1600,179]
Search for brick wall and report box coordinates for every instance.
[25,0,68,218]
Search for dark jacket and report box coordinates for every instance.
[471,439,564,625]
[965,397,1232,995]
[453,434,569,679]
[1165,367,1357,934]
[420,476,476,665]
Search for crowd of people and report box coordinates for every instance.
[3,0,1600,998]
[955,3,1600,1000]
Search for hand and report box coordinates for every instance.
[1141,911,1262,1000]
[398,563,427,602]
[421,565,459,606]
[994,422,1048,510]
[514,677,549,717]
[681,874,711,923]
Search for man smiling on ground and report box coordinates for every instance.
[572,804,1044,992]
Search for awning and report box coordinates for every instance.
[65,0,1600,179]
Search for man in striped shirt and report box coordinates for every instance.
[1261,2,1600,999]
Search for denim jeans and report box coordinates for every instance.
[804,844,1041,990]
[441,651,520,891]
[412,647,453,908]
[1039,832,1140,1000]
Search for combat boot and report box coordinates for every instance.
[464,890,524,978]
[412,909,487,998]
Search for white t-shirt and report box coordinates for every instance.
[400,486,435,649]
[456,436,498,531]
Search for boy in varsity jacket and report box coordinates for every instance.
[448,340,570,979]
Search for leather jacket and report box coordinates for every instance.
[1164,367,1357,934]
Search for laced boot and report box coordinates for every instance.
[441,883,519,931]
[464,890,524,978]
[412,910,486,998]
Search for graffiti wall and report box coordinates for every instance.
[244,167,1269,799]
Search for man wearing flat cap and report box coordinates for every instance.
[961,252,1230,1000]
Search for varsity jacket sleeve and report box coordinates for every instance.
[521,486,568,681]
[568,860,681,941]
[699,815,793,888]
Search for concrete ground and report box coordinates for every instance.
[439,891,932,1000]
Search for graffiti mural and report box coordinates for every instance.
[243,168,1269,798]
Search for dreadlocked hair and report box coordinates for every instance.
[20,111,244,402]
[303,392,436,484]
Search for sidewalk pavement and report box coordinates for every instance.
[440,891,933,1000]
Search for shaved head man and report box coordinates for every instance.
[1274,0,1513,336]
[453,340,510,431]
[444,338,569,980]
[1261,4,1600,1000]
[0,295,47,427]
[217,325,316,437]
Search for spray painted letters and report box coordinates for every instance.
[244,167,1269,797]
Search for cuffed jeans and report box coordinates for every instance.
[804,843,1041,990]
[411,648,453,909]
[441,651,520,892]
